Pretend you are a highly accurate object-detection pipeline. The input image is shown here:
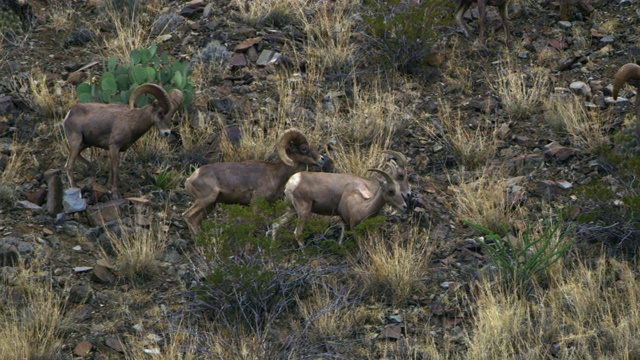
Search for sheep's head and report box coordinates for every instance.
[276,128,325,167]
[382,150,411,200]
[129,83,183,137]
[368,168,407,212]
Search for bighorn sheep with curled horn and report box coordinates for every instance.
[613,63,640,138]
[272,168,408,246]
[182,128,326,235]
[455,0,511,45]
[381,150,411,200]
[63,83,183,197]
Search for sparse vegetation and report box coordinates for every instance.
[2,0,640,359]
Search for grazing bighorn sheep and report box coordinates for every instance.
[381,150,411,200]
[63,83,183,197]
[613,63,640,138]
[455,0,511,45]
[273,168,408,246]
[182,128,326,235]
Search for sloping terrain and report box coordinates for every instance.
[1,0,640,358]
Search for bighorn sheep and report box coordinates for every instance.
[613,63,640,138]
[381,150,411,200]
[273,168,408,246]
[455,0,511,45]
[63,83,183,197]
[182,128,326,235]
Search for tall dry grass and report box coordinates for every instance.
[491,57,549,121]
[437,98,498,168]
[0,261,67,358]
[544,93,610,154]
[353,227,431,306]
[452,165,527,232]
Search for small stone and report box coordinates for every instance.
[556,181,573,190]
[74,266,93,273]
[104,335,125,353]
[557,21,572,29]
[73,341,93,356]
[68,283,93,304]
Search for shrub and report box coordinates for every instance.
[361,0,454,75]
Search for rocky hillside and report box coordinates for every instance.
[1,0,640,358]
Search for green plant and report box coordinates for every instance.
[465,217,572,295]
[152,167,182,190]
[361,0,454,74]
[76,42,194,107]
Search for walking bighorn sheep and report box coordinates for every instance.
[455,0,511,45]
[182,128,326,235]
[272,168,408,246]
[613,63,640,138]
[63,83,183,197]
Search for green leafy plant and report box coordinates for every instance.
[151,167,182,190]
[465,217,572,295]
[76,42,194,107]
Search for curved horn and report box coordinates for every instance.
[382,150,407,168]
[367,168,394,185]
[277,128,308,167]
[613,63,640,100]
[129,83,172,113]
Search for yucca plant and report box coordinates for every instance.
[465,216,573,295]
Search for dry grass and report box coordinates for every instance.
[102,220,169,280]
[10,69,75,119]
[295,281,356,340]
[43,3,76,33]
[544,93,610,154]
[437,98,498,169]
[302,0,359,74]
[0,261,67,359]
[467,257,640,358]
[452,165,527,232]
[100,3,153,63]
[491,57,549,121]
[353,228,431,306]
[229,0,305,29]
[0,139,29,184]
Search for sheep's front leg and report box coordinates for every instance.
[477,0,487,43]
[455,1,472,38]
[498,2,510,45]
[292,200,312,247]
[108,146,121,198]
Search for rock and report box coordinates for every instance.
[230,52,248,67]
[151,12,184,35]
[16,200,42,211]
[71,304,93,321]
[64,28,94,47]
[73,341,93,356]
[0,241,19,267]
[378,323,404,340]
[45,169,63,215]
[68,282,93,304]
[569,81,591,98]
[63,188,86,213]
[0,95,15,115]
[66,71,88,85]
[92,261,116,284]
[26,188,46,206]
[104,335,125,353]
[557,21,572,29]
[86,199,126,227]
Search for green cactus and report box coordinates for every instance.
[75,42,194,108]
